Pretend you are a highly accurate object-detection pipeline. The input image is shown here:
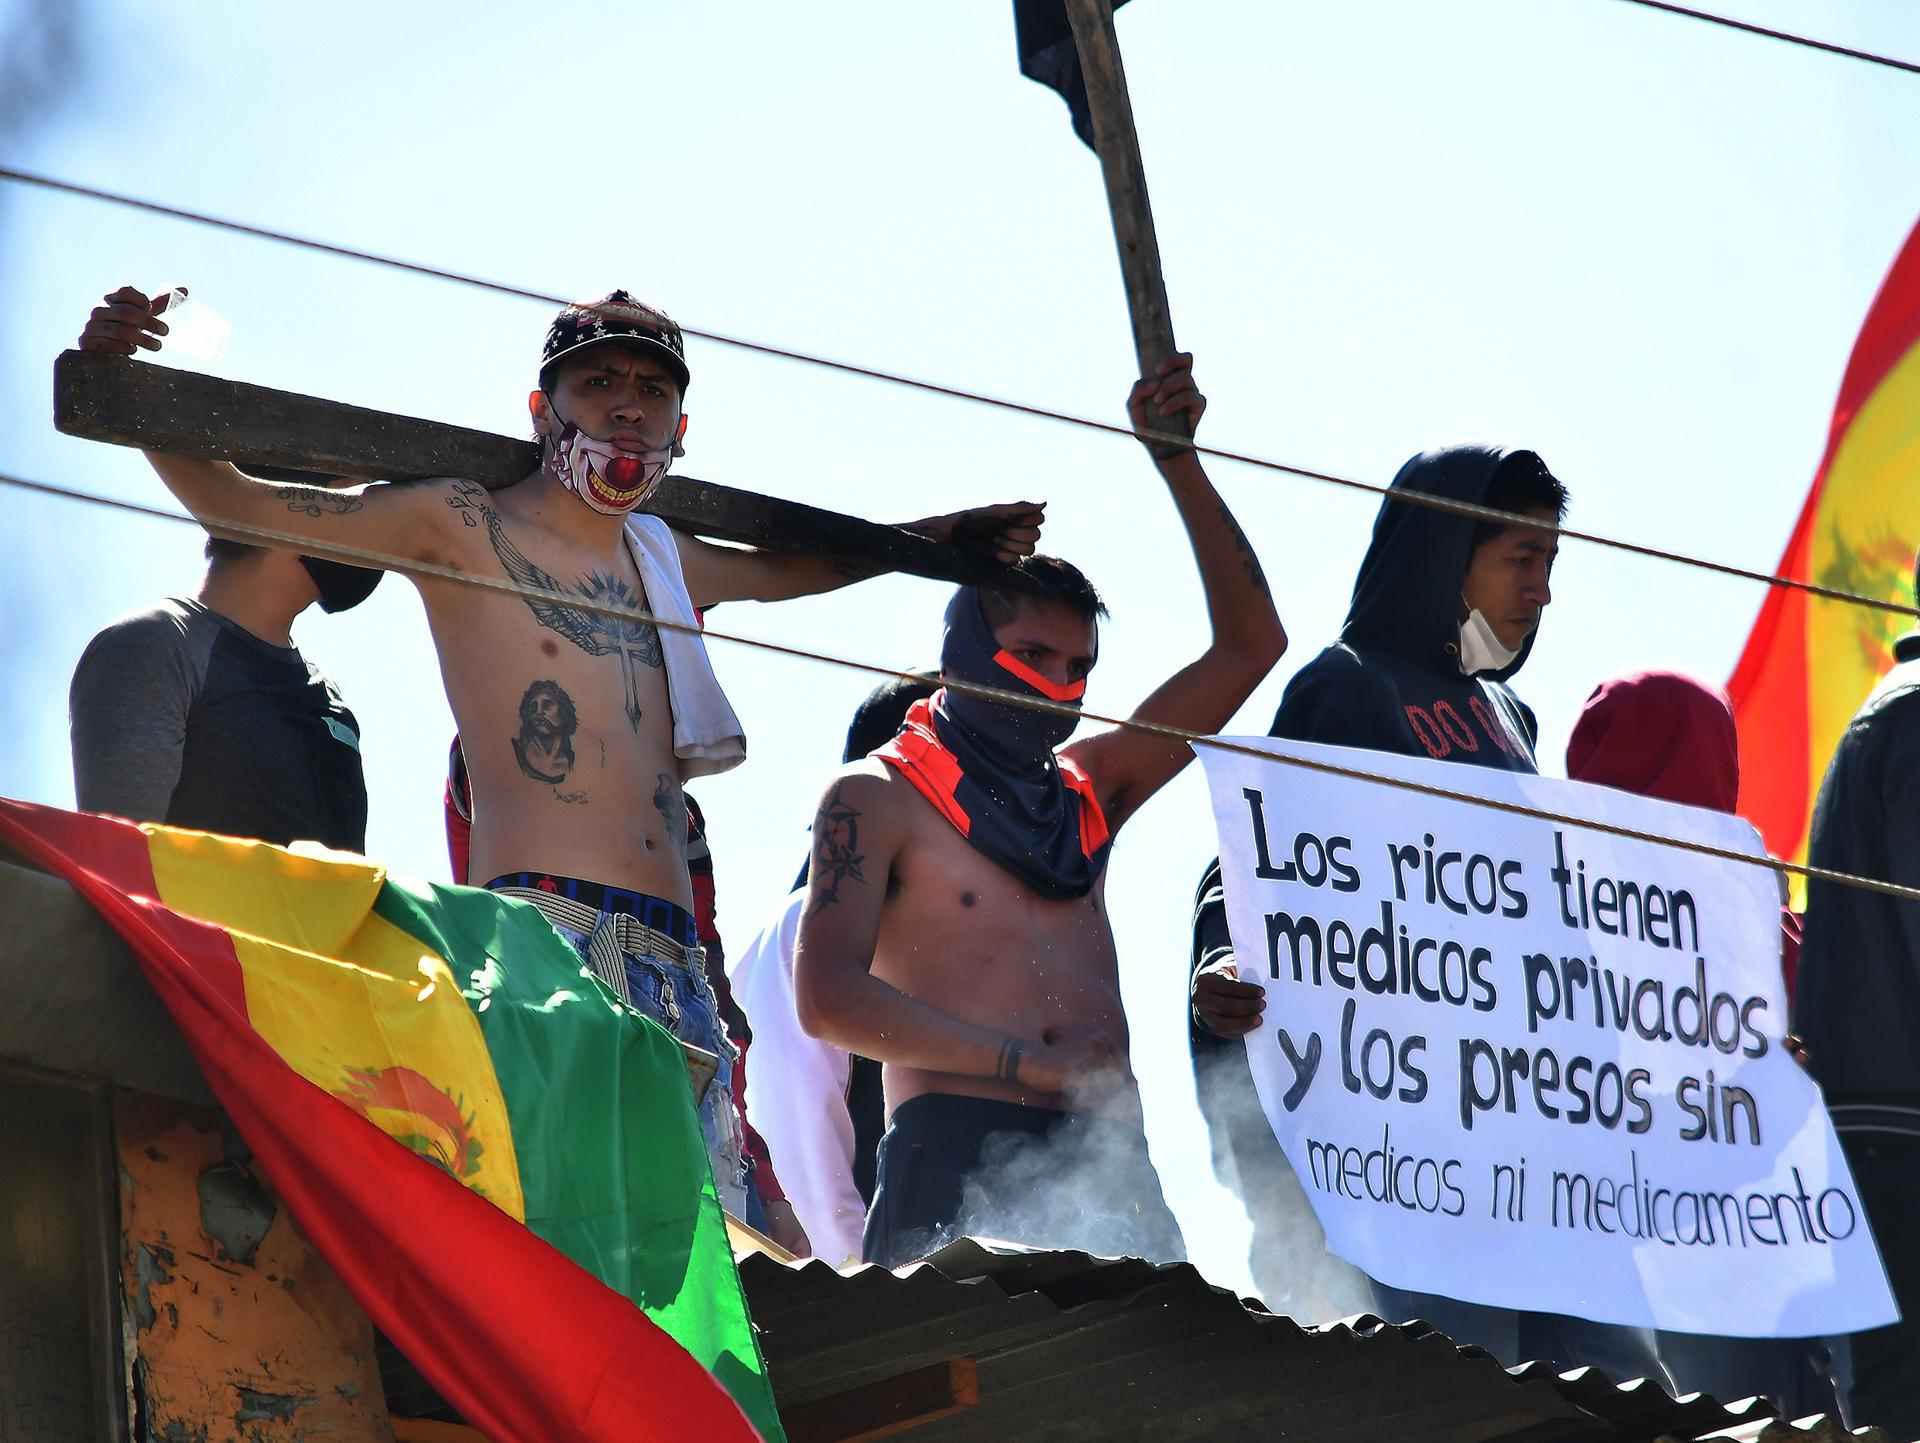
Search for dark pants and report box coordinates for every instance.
[863,1094,1186,1269]
[1838,1138,1920,1436]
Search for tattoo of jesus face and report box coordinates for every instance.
[276,485,365,518]
[513,679,578,786]
[807,782,866,916]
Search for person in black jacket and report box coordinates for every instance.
[1795,584,1920,1436]
[1190,444,1668,1383]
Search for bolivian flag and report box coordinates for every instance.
[1728,215,1920,901]
[0,798,781,1443]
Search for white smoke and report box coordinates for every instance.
[891,1051,1375,1326]
[1189,1046,1376,1322]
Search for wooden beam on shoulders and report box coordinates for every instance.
[52,350,1021,588]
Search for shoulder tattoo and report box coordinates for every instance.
[807,782,868,915]
[444,479,492,528]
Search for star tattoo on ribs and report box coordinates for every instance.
[652,772,684,853]
[479,511,663,731]
[808,783,866,916]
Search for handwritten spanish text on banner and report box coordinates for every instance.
[1197,736,1893,1338]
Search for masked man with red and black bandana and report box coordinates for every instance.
[793,355,1286,1267]
[79,284,1044,1216]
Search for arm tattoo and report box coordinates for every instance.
[445,479,491,528]
[806,782,867,916]
[512,679,580,791]
[652,772,684,851]
[277,485,364,518]
[479,511,663,731]
[995,1036,1025,1083]
[1218,503,1269,592]
[832,556,882,581]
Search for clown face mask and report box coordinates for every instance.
[537,343,688,516]
[547,422,678,515]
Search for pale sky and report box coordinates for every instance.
[2,0,1916,1301]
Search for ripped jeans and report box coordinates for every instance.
[486,873,749,1218]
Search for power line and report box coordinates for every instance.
[1612,0,1920,75]
[7,463,1919,908]
[9,164,1918,630]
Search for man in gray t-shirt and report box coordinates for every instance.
[69,534,379,852]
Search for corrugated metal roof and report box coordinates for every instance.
[742,1240,1904,1443]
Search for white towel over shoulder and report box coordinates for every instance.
[622,514,747,779]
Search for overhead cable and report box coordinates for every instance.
[1612,0,1920,75]
[6,164,1917,630]
[6,464,1919,908]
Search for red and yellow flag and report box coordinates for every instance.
[1728,215,1920,897]
[0,798,779,1443]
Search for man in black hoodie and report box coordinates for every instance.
[1190,445,1666,1381]
[1266,442,1557,760]
[1794,570,1920,1436]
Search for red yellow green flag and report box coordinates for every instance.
[0,798,783,1443]
[1728,215,1920,899]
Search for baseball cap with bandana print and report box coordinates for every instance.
[539,290,689,394]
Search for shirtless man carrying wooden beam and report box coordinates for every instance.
[78,284,1043,1213]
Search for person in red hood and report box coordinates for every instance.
[1565,669,1832,1418]
[1565,669,1802,992]
[1566,670,1739,807]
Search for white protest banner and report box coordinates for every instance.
[1197,736,1895,1338]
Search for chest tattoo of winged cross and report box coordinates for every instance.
[466,494,664,732]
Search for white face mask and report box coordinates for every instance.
[1458,605,1520,676]
[546,421,674,516]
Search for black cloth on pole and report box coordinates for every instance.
[1014,0,1131,151]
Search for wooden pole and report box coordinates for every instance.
[51,350,1020,588]
[1063,0,1190,447]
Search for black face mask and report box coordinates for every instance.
[936,587,1084,763]
[872,587,1108,899]
[300,556,385,614]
